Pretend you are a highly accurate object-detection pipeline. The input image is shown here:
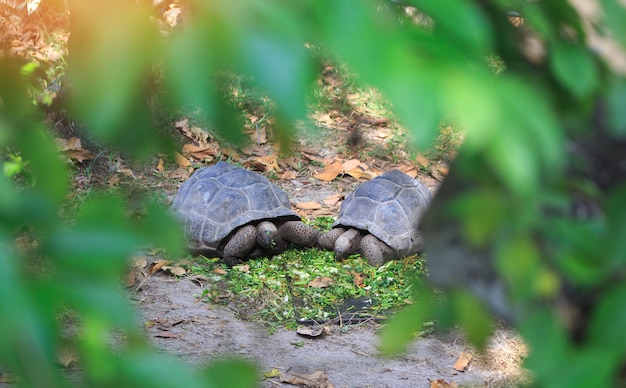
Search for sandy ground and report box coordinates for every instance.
[134,275,526,388]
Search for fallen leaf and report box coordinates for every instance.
[281,170,298,180]
[168,167,191,180]
[351,271,365,287]
[175,152,191,168]
[156,158,164,172]
[430,379,459,388]
[437,166,449,176]
[234,264,250,273]
[297,325,325,338]
[371,117,390,126]
[279,370,334,388]
[453,351,472,372]
[415,154,430,167]
[295,201,322,210]
[263,368,281,378]
[341,159,362,171]
[314,161,343,181]
[162,265,187,276]
[107,175,120,187]
[323,193,343,207]
[149,260,171,275]
[213,268,227,275]
[246,155,280,172]
[309,277,334,288]
[345,167,370,180]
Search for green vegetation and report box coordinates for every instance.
[190,250,425,328]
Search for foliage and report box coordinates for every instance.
[192,249,424,327]
[1,0,626,387]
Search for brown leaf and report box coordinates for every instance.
[168,167,191,180]
[297,325,325,338]
[453,351,473,372]
[323,193,343,207]
[162,266,187,276]
[430,379,459,388]
[345,167,370,180]
[371,117,390,126]
[107,175,120,187]
[279,370,334,388]
[295,201,322,210]
[234,264,250,273]
[341,159,362,171]
[154,331,179,339]
[213,268,227,275]
[175,152,191,168]
[156,158,164,172]
[309,277,334,288]
[281,170,298,181]
[314,161,343,181]
[221,147,241,161]
[415,154,430,167]
[246,155,280,172]
[149,260,171,275]
[131,256,148,268]
[350,271,365,287]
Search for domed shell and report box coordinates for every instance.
[334,170,433,256]
[171,162,300,256]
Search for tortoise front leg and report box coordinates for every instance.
[223,224,258,265]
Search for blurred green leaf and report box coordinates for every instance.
[549,42,598,98]
[379,283,433,355]
[590,285,626,352]
[446,291,493,349]
[606,78,626,136]
[136,200,186,256]
[601,0,626,47]
[200,357,259,388]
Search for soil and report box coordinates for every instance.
[134,275,525,388]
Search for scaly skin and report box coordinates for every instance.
[223,224,258,265]
[279,220,320,247]
[359,234,394,267]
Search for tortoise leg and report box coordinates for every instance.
[359,234,394,267]
[318,227,345,251]
[223,224,258,264]
[278,221,320,248]
[334,228,361,261]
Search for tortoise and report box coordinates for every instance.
[318,170,433,266]
[171,162,319,265]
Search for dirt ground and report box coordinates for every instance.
[134,274,526,388]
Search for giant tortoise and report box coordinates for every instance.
[171,162,319,265]
[318,170,432,266]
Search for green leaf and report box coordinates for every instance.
[607,78,626,136]
[379,283,433,355]
[549,42,598,97]
[200,358,259,388]
[590,285,626,352]
[601,0,626,47]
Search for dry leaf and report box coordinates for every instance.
[281,170,298,180]
[371,117,390,126]
[246,155,280,172]
[415,154,430,167]
[175,152,191,168]
[168,167,191,180]
[453,351,473,372]
[309,277,334,288]
[351,271,365,287]
[323,193,343,207]
[295,201,322,210]
[156,158,164,172]
[297,325,325,338]
[213,268,227,275]
[107,175,120,187]
[430,379,459,388]
[162,266,187,276]
[314,161,343,181]
[279,370,334,388]
[263,368,281,378]
[437,166,449,176]
[131,256,148,268]
[341,159,362,171]
[150,260,171,275]
[235,264,250,273]
[345,167,370,180]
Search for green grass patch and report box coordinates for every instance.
[188,248,426,328]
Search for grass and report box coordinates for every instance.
[183,247,426,329]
